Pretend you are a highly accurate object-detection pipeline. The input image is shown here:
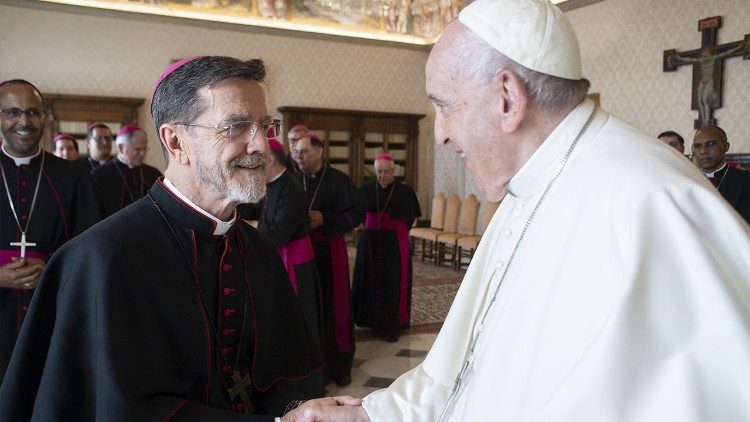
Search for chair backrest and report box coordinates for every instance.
[478,200,500,235]
[430,193,447,229]
[457,194,481,235]
[442,194,462,233]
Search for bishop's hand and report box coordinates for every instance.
[0,257,44,289]
[309,210,325,229]
[281,396,370,422]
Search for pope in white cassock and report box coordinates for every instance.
[290,0,750,421]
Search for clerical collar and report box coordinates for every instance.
[1,144,42,166]
[702,162,727,178]
[508,99,602,198]
[115,156,137,169]
[269,168,285,183]
[305,163,325,178]
[162,178,236,236]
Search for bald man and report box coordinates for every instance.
[692,126,750,223]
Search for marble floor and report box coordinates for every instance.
[326,331,438,398]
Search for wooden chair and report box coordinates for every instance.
[436,194,480,269]
[414,194,461,265]
[456,200,500,270]
[409,193,446,261]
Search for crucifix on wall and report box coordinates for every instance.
[663,16,749,128]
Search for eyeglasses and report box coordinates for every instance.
[691,139,722,151]
[91,135,113,143]
[1,107,45,120]
[177,119,282,141]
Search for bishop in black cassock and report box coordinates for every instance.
[693,126,750,224]
[238,138,326,398]
[293,133,364,387]
[92,124,162,216]
[706,165,750,224]
[73,122,114,171]
[0,80,104,384]
[0,57,324,420]
[353,154,421,342]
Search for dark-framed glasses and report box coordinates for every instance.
[177,119,283,141]
[92,135,114,143]
[1,107,45,120]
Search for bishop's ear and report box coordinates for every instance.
[496,69,528,133]
[159,124,190,165]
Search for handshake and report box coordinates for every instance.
[282,396,369,422]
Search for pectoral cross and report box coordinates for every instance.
[10,233,36,258]
[227,370,253,414]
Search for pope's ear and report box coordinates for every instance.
[159,124,190,165]
[495,69,528,134]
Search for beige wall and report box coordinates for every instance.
[433,0,750,201]
[0,2,434,210]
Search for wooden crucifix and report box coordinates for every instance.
[663,16,749,128]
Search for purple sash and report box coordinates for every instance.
[309,227,351,353]
[278,235,315,295]
[364,211,410,326]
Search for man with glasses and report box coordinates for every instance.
[74,122,114,170]
[0,79,103,385]
[693,125,750,223]
[92,124,162,215]
[0,57,359,421]
[285,123,308,174]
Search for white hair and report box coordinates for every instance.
[454,24,590,114]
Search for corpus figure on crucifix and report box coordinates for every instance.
[671,42,746,128]
[663,16,750,128]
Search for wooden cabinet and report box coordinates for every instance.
[42,93,144,153]
[278,106,424,189]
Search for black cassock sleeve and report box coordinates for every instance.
[320,172,364,236]
[71,169,105,233]
[260,178,309,248]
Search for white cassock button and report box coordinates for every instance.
[503,228,513,237]
[476,323,484,335]
[515,203,525,212]
[496,260,505,271]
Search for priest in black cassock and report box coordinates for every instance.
[284,123,307,175]
[693,126,750,224]
[0,79,103,384]
[92,124,163,215]
[0,57,345,421]
[74,122,114,170]
[292,133,364,387]
[353,153,421,342]
[240,136,326,398]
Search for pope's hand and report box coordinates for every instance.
[281,396,370,422]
